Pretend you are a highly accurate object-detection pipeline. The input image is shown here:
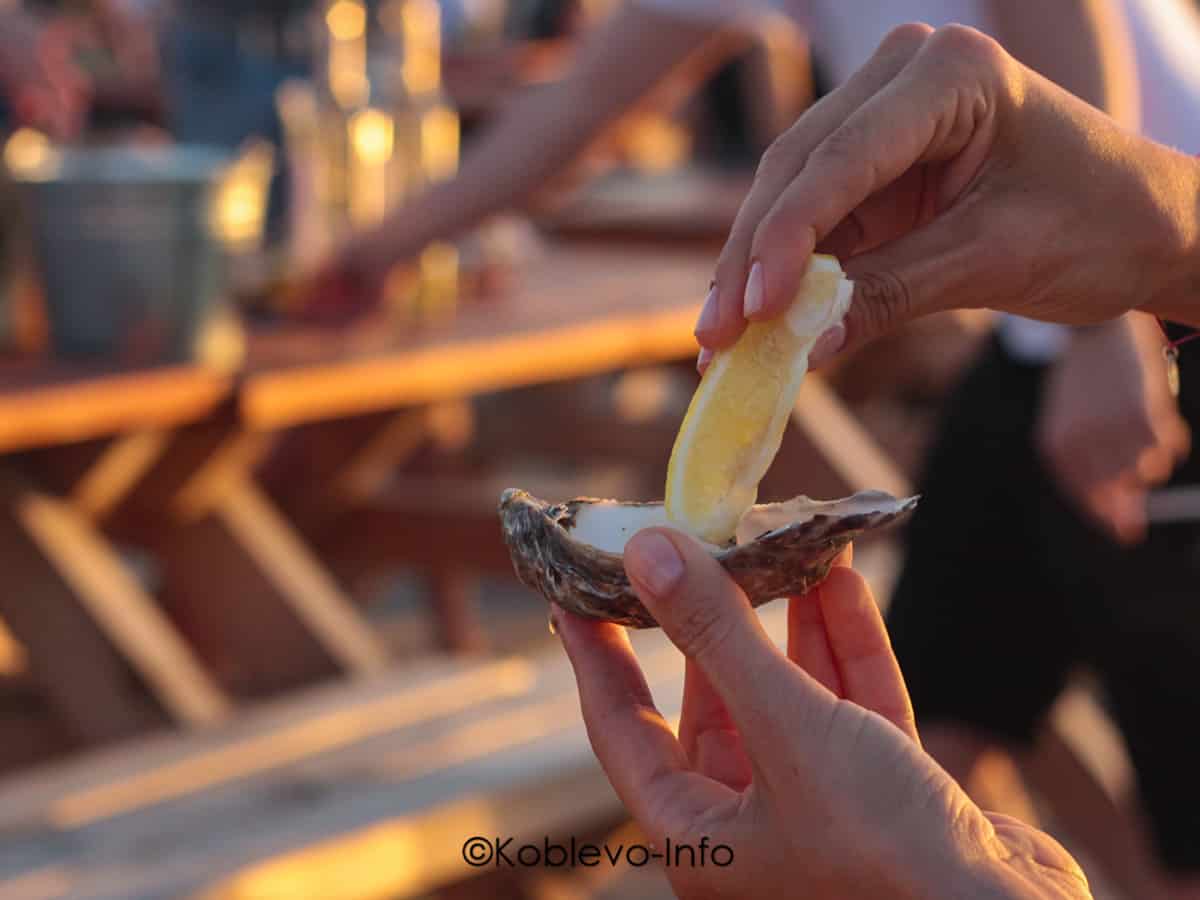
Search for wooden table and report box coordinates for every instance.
[0,237,910,767]
[0,241,713,756]
[0,233,919,899]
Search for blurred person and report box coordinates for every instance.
[557,538,1095,899]
[301,0,1134,322]
[695,12,1200,898]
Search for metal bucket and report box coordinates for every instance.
[13,144,233,362]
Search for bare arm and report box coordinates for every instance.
[344,4,737,276]
[986,0,1139,124]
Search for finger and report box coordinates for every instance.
[751,27,1006,350]
[787,591,843,695]
[1093,480,1148,545]
[699,22,934,349]
[679,660,753,790]
[817,566,919,743]
[555,606,734,835]
[624,528,829,765]
[1136,440,1178,487]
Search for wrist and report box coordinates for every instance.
[1137,148,1200,326]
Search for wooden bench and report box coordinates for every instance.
[0,543,906,900]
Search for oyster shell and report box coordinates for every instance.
[499,489,917,628]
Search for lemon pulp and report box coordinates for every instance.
[664,255,853,544]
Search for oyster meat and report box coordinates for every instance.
[499,488,917,628]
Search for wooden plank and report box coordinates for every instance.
[14,492,231,728]
[0,544,902,900]
[0,477,163,745]
[212,481,390,676]
[331,409,435,503]
[243,304,700,430]
[0,657,535,830]
[0,364,230,455]
[791,376,914,499]
[0,617,24,676]
[69,431,170,520]
[241,243,711,430]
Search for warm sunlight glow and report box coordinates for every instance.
[3,128,56,178]
[350,108,394,166]
[402,0,442,96]
[420,105,459,182]
[325,0,366,40]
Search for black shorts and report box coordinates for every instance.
[887,335,1200,873]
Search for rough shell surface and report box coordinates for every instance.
[498,489,918,628]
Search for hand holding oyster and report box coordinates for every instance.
[500,255,917,628]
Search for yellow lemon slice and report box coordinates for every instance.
[665,255,853,544]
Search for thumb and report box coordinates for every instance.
[624,528,832,766]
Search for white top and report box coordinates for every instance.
[635,0,1200,361]
[633,0,1200,151]
[635,0,992,85]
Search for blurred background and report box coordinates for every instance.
[0,1,1197,898]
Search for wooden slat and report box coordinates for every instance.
[0,475,165,745]
[69,431,170,520]
[15,492,231,728]
[242,304,700,430]
[0,658,535,830]
[0,364,229,455]
[212,481,390,676]
[0,544,902,900]
[791,376,914,499]
[0,616,25,676]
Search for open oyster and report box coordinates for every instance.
[499,489,917,628]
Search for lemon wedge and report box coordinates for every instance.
[665,255,853,544]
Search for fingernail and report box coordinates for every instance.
[807,323,847,368]
[626,532,685,598]
[695,285,719,337]
[743,261,764,318]
[696,347,714,375]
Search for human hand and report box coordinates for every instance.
[0,11,90,139]
[556,534,1093,899]
[1037,314,1190,544]
[694,23,1200,361]
[289,228,408,324]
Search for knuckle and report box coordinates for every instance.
[877,22,934,56]
[811,122,862,167]
[751,205,802,257]
[926,24,1007,72]
[847,270,914,345]
[754,137,789,181]
[673,601,735,666]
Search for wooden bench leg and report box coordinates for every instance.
[0,471,225,745]
[211,479,391,676]
[789,376,914,498]
[427,567,485,655]
[85,423,391,698]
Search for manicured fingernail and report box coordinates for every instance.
[695,285,719,337]
[696,347,714,375]
[807,323,847,368]
[743,261,764,318]
[626,532,685,597]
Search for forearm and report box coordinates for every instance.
[987,0,1138,126]
[359,5,732,267]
